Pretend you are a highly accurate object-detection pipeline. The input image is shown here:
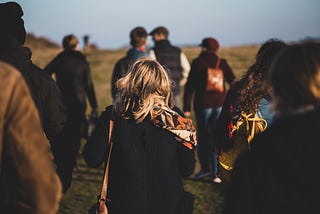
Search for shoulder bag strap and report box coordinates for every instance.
[215,58,221,69]
[99,120,114,204]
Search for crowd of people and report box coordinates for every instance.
[0,1,319,214]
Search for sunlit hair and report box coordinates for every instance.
[62,34,79,50]
[236,39,287,114]
[113,58,174,123]
[270,41,320,115]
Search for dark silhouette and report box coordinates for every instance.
[45,34,98,193]
[223,41,320,214]
[84,58,196,214]
[149,26,190,108]
[0,61,62,213]
[111,26,149,100]
[0,1,68,190]
[183,37,235,183]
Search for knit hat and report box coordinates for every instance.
[199,37,219,52]
[0,1,27,45]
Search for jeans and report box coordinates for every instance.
[195,107,222,175]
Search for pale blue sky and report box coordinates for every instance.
[7,0,320,49]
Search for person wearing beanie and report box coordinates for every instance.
[111,26,149,100]
[149,26,191,109]
[0,1,69,192]
[183,37,235,183]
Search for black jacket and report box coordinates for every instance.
[152,40,182,96]
[83,106,196,214]
[223,107,320,214]
[45,50,97,118]
[0,44,67,143]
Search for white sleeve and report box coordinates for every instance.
[180,52,191,86]
[149,49,157,60]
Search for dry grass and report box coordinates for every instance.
[28,43,259,214]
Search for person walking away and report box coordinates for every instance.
[183,37,235,183]
[223,41,320,214]
[214,39,287,181]
[0,61,62,213]
[0,1,68,191]
[45,34,98,193]
[149,26,190,109]
[111,26,149,100]
[83,58,196,214]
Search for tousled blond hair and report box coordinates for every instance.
[113,58,174,123]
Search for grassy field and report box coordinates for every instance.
[29,43,260,214]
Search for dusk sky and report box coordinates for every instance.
[8,0,320,49]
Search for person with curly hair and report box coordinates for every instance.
[223,40,320,214]
[214,39,287,181]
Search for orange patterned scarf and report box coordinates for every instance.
[151,107,197,149]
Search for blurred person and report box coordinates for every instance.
[0,1,69,191]
[111,26,149,100]
[83,58,196,214]
[214,39,287,181]
[183,37,235,183]
[223,41,320,214]
[45,34,98,192]
[0,61,62,213]
[149,26,190,109]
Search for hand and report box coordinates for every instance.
[91,108,98,118]
[184,111,191,117]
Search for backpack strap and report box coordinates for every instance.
[215,58,221,69]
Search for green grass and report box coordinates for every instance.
[30,45,259,214]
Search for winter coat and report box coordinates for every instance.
[111,48,148,99]
[223,106,320,214]
[45,50,98,119]
[0,44,67,143]
[0,61,62,213]
[183,51,235,111]
[83,106,196,214]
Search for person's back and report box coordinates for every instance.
[44,34,98,192]
[111,26,148,99]
[149,26,190,108]
[223,41,320,214]
[0,1,67,143]
[215,39,287,181]
[84,58,196,214]
[0,61,62,213]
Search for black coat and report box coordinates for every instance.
[223,107,320,214]
[83,106,196,214]
[45,50,97,118]
[0,44,67,143]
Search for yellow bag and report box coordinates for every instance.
[218,111,267,172]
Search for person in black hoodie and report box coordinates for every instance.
[45,34,98,192]
[0,1,68,191]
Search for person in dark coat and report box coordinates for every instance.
[45,34,98,193]
[223,41,320,214]
[183,37,235,183]
[83,58,196,214]
[149,26,191,109]
[111,26,149,100]
[0,1,68,191]
[0,61,62,214]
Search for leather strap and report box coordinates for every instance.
[99,120,114,204]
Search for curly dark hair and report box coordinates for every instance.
[236,39,287,114]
